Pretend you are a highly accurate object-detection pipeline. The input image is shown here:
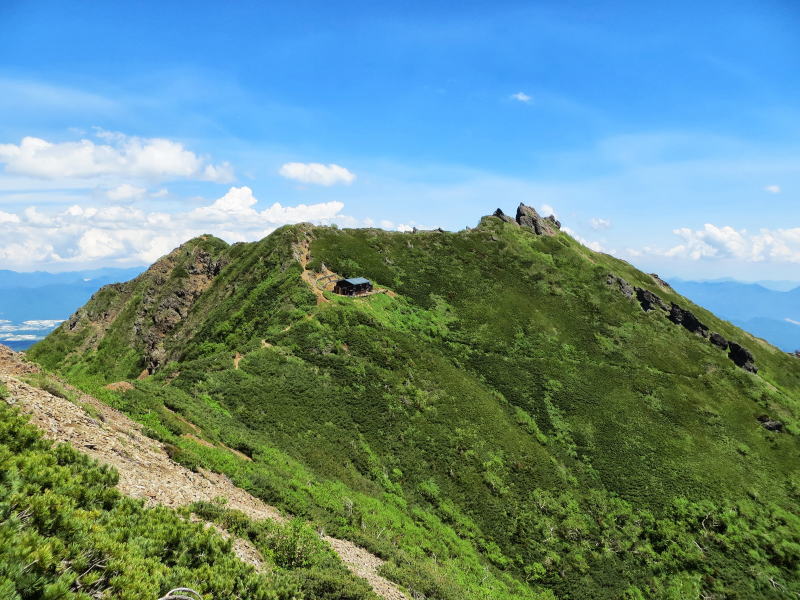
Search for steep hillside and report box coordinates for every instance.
[0,348,383,600]
[30,205,800,599]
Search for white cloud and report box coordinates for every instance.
[0,133,234,183]
[511,92,532,103]
[0,186,353,270]
[786,318,800,326]
[0,334,43,342]
[764,184,781,194]
[0,211,20,224]
[590,217,611,230]
[107,183,146,201]
[22,320,64,329]
[279,162,356,186]
[540,204,557,217]
[661,224,800,263]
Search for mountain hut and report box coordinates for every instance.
[333,277,373,296]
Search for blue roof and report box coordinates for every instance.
[343,277,370,285]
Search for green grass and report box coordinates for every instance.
[27,218,800,599]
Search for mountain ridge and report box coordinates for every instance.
[25,206,800,599]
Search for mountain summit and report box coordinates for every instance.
[29,208,800,599]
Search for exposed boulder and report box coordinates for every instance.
[757,415,784,432]
[545,215,561,230]
[634,287,670,312]
[710,332,729,350]
[515,203,557,235]
[668,304,710,338]
[492,208,517,224]
[728,342,758,373]
[606,274,634,299]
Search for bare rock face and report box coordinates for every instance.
[757,415,784,432]
[710,332,729,350]
[607,274,634,299]
[668,304,710,338]
[635,287,670,312]
[729,342,758,373]
[134,247,228,373]
[492,208,517,224]
[515,203,559,235]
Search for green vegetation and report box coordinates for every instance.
[28,217,800,598]
[0,401,379,600]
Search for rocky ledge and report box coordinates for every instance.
[489,203,561,235]
[607,274,757,373]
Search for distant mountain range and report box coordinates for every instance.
[0,267,145,350]
[668,278,800,352]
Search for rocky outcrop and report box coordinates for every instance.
[516,203,560,235]
[668,304,710,338]
[492,208,516,224]
[635,287,670,312]
[710,332,729,350]
[757,415,784,432]
[729,342,757,373]
[485,204,561,235]
[135,247,228,372]
[607,274,634,299]
[608,274,757,373]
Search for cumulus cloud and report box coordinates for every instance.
[590,217,611,230]
[662,224,800,263]
[0,334,43,342]
[0,133,234,182]
[0,186,354,269]
[0,320,63,333]
[511,92,532,103]
[540,204,557,217]
[279,162,356,186]
[106,183,146,201]
[764,184,781,194]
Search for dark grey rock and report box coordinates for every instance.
[607,274,634,299]
[728,342,757,373]
[710,332,728,350]
[515,203,556,235]
[668,304,710,338]
[634,287,670,312]
[757,415,784,432]
[492,208,517,224]
[545,215,561,229]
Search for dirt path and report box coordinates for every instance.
[0,346,407,600]
[294,237,329,305]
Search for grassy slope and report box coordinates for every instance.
[29,218,800,599]
[0,383,377,600]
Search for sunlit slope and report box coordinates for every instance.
[30,214,800,599]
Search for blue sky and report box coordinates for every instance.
[0,0,798,280]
